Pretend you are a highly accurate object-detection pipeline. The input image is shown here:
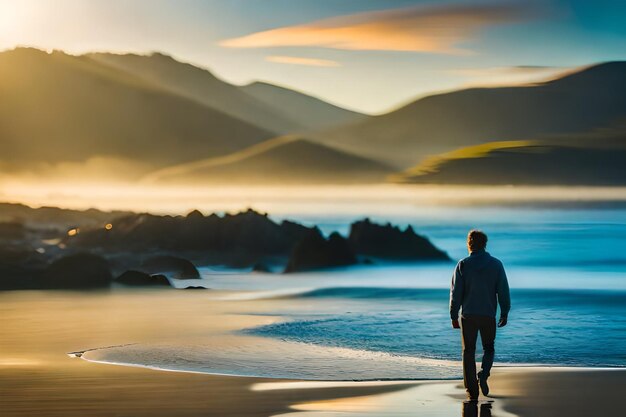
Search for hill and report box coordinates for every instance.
[0,48,273,172]
[394,125,626,185]
[240,81,365,131]
[142,136,393,184]
[317,62,626,168]
[88,52,302,133]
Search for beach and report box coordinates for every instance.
[2,3,626,415]
[1,289,624,417]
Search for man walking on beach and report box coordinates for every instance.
[450,230,511,400]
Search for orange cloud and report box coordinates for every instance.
[265,55,340,67]
[220,2,547,54]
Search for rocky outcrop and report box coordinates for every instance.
[348,219,450,261]
[285,229,357,272]
[68,209,313,266]
[139,255,200,279]
[60,209,448,276]
[40,253,112,289]
[115,270,171,286]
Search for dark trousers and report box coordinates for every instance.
[461,315,496,395]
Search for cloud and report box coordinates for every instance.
[219,1,549,54]
[450,65,565,76]
[449,65,575,87]
[265,55,340,67]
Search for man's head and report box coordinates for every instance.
[467,230,488,253]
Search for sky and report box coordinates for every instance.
[1,0,625,113]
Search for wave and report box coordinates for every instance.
[266,286,626,305]
[274,286,444,301]
[77,336,463,381]
[526,258,626,267]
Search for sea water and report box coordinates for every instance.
[86,205,626,380]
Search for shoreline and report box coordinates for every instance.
[5,356,624,417]
[75,351,626,380]
[74,353,626,417]
[3,289,625,416]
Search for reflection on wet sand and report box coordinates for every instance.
[462,400,493,417]
[266,381,516,417]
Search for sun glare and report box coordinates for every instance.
[0,2,30,43]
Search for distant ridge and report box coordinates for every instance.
[241,81,366,131]
[394,124,626,185]
[0,48,273,170]
[2,46,625,186]
[88,52,302,133]
[142,135,392,184]
[317,61,626,168]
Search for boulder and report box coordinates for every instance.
[252,261,271,273]
[139,255,200,279]
[41,253,112,289]
[348,219,450,260]
[0,245,46,290]
[185,209,204,220]
[115,270,171,286]
[285,229,357,273]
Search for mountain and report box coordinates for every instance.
[141,135,393,184]
[88,52,302,133]
[0,48,273,171]
[393,125,626,185]
[317,62,626,168]
[240,81,366,131]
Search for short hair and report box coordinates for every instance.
[467,230,488,251]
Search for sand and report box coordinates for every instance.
[1,290,624,417]
[492,367,626,417]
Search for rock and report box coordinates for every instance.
[64,209,449,271]
[69,209,314,262]
[0,222,26,240]
[115,270,171,286]
[139,255,200,279]
[348,219,450,261]
[41,253,112,289]
[186,209,204,220]
[252,261,271,272]
[285,229,357,273]
[0,245,47,290]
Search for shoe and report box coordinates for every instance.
[478,371,489,396]
[466,390,479,401]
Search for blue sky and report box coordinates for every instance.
[1,0,624,113]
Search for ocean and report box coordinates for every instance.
[85,203,626,380]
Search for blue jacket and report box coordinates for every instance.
[450,249,510,320]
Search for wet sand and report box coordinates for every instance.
[1,290,624,416]
[3,362,624,417]
[492,367,626,417]
[0,360,410,417]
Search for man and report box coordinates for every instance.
[450,230,510,400]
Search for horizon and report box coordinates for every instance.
[2,0,625,113]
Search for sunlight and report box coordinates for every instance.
[0,2,35,45]
[2,179,626,215]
